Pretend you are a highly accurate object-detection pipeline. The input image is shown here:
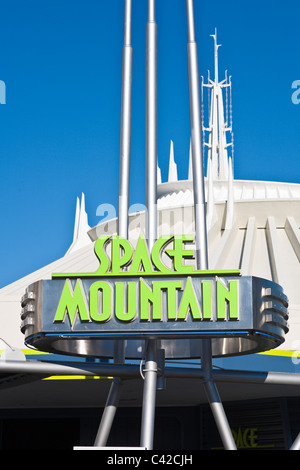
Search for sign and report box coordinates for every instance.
[52,233,240,278]
[20,234,289,358]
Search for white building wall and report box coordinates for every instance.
[1,179,300,354]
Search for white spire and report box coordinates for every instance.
[202,29,233,181]
[78,192,89,234]
[210,28,221,85]
[65,193,91,255]
[72,196,80,243]
[157,163,162,184]
[168,140,178,182]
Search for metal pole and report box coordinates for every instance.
[185,0,236,450]
[118,0,133,240]
[94,343,125,447]
[140,0,158,450]
[94,378,123,447]
[186,0,208,271]
[0,360,141,377]
[290,433,300,450]
[166,367,300,385]
[4,360,300,386]
[140,339,158,450]
[201,340,237,450]
[145,0,157,252]
[116,0,133,358]
[94,0,133,447]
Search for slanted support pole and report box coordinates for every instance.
[94,342,125,447]
[201,340,237,450]
[290,432,300,450]
[94,377,123,447]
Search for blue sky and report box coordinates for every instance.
[0,0,300,287]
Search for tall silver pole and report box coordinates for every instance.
[118,0,133,240]
[186,0,208,271]
[94,0,133,447]
[186,0,236,451]
[145,0,157,252]
[116,0,133,361]
[140,0,158,451]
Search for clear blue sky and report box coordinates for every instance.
[0,0,300,287]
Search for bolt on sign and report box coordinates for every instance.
[21,234,289,358]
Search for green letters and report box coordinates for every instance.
[115,282,136,321]
[111,237,133,274]
[217,280,239,320]
[140,279,162,320]
[177,277,201,320]
[53,276,239,326]
[151,235,174,274]
[89,281,112,322]
[202,280,212,320]
[165,235,195,274]
[54,280,89,326]
[130,235,154,274]
[94,236,111,275]
[53,234,241,279]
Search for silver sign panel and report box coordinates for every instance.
[21,275,289,359]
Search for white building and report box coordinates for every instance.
[0,30,299,451]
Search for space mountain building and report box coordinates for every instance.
[0,24,300,450]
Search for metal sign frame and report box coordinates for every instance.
[22,274,288,358]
